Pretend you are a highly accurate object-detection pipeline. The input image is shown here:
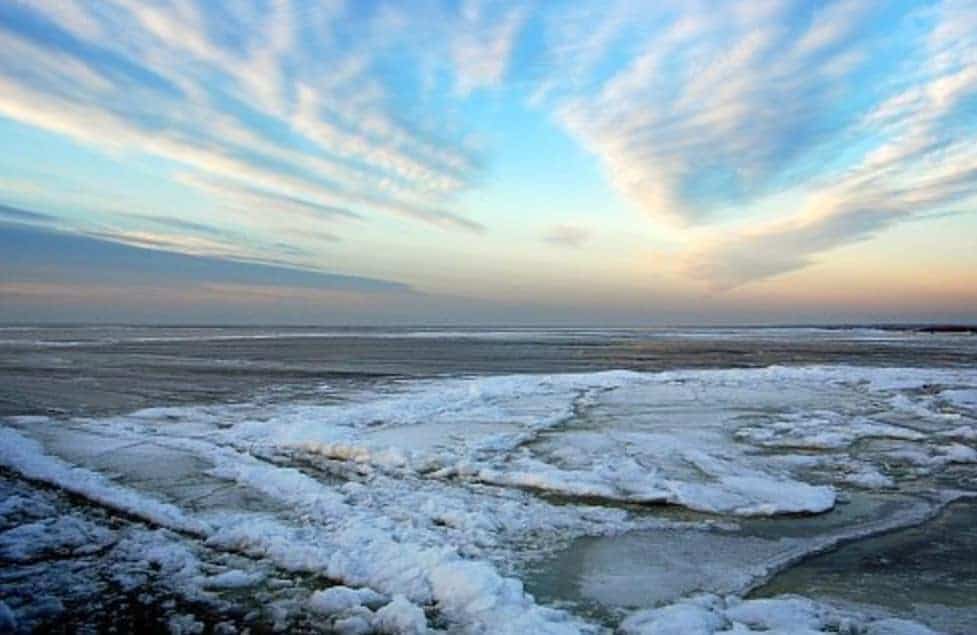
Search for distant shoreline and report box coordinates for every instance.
[911,325,977,334]
[0,322,975,331]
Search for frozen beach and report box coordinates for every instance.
[1,326,976,633]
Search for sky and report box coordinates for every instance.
[1,0,976,325]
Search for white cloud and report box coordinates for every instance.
[684,197,903,290]
[0,0,489,242]
[537,0,977,287]
[545,0,874,226]
[452,0,528,95]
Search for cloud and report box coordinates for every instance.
[0,0,487,245]
[452,0,528,95]
[685,203,902,290]
[0,204,59,225]
[687,120,977,289]
[541,1,886,226]
[0,221,410,293]
[534,0,977,288]
[172,172,360,235]
[542,224,592,248]
[126,213,227,237]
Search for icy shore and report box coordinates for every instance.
[2,364,976,632]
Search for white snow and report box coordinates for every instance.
[941,388,977,410]
[843,468,895,489]
[306,587,426,635]
[619,594,940,635]
[723,596,826,631]
[373,595,428,634]
[307,586,387,615]
[208,369,854,517]
[0,424,611,632]
[0,515,113,562]
[334,615,373,635]
[2,363,974,634]
[51,364,974,524]
[0,427,210,536]
[734,413,924,450]
[619,595,728,635]
[940,425,977,442]
[473,458,835,515]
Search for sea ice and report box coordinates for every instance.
[619,594,940,635]
[0,428,211,536]
[307,586,387,615]
[940,389,977,411]
[0,515,113,562]
[2,363,974,633]
[373,595,428,634]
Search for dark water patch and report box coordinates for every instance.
[752,499,977,633]
[520,492,948,626]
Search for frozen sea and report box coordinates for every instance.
[1,325,976,633]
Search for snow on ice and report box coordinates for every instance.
[1,364,975,632]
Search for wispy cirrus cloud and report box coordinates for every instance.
[0,0,520,251]
[452,0,528,95]
[679,0,977,288]
[0,204,59,225]
[0,221,409,293]
[531,0,977,288]
[684,202,901,290]
[539,0,883,225]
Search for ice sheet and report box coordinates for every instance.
[2,363,974,633]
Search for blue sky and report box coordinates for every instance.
[1,0,975,324]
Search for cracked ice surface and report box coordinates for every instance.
[2,364,976,632]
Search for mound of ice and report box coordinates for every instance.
[0,424,609,633]
[35,364,977,531]
[473,456,835,516]
[0,428,210,536]
[0,515,114,562]
[734,413,924,450]
[208,369,854,517]
[373,595,427,634]
[307,586,387,614]
[619,594,939,635]
[306,588,425,635]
